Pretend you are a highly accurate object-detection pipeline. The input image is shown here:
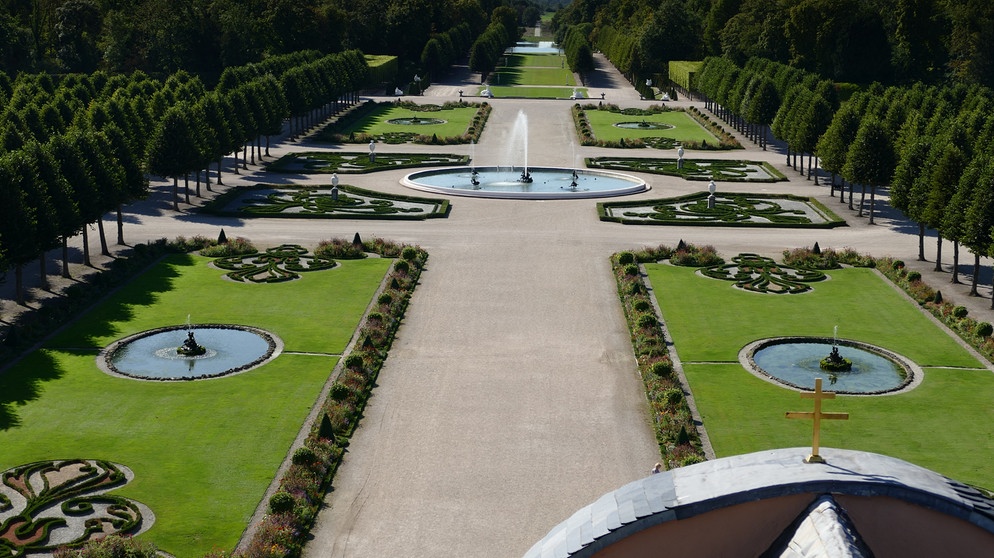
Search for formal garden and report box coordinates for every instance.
[482,52,586,99]
[0,237,426,558]
[202,184,451,220]
[314,101,491,144]
[611,243,994,490]
[572,104,738,149]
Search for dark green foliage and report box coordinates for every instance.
[268,492,296,514]
[953,306,969,319]
[977,322,993,338]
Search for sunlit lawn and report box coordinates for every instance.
[337,103,478,138]
[585,110,719,144]
[482,86,583,99]
[0,253,391,556]
[645,263,994,490]
[491,67,574,86]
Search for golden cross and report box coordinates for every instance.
[785,378,849,463]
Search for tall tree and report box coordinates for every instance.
[842,117,896,223]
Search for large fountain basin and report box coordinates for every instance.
[401,166,649,199]
[740,337,921,395]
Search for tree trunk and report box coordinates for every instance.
[813,156,820,185]
[15,264,24,305]
[266,135,271,157]
[97,218,109,256]
[918,223,926,261]
[848,181,854,209]
[250,140,256,164]
[868,185,876,224]
[61,236,71,279]
[184,174,191,204]
[242,145,248,169]
[858,184,866,216]
[82,225,91,266]
[952,241,960,283]
[39,252,48,290]
[116,206,125,245]
[172,177,180,210]
[195,170,202,197]
[216,158,224,185]
[934,236,943,271]
[233,147,239,174]
[970,252,981,296]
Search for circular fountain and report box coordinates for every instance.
[740,337,921,395]
[401,108,649,199]
[387,116,447,125]
[402,166,648,199]
[100,325,282,381]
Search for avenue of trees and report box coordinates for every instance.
[1,0,510,76]
[552,0,994,90]
[0,49,369,308]
[693,54,994,305]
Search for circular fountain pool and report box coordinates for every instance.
[401,166,649,199]
[740,337,920,395]
[101,325,281,381]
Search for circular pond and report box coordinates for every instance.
[614,121,674,130]
[101,325,281,381]
[386,117,446,125]
[740,337,920,395]
[401,166,648,199]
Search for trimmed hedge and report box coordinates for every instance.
[611,244,708,469]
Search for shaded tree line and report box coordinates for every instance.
[0,50,368,309]
[553,0,994,90]
[0,0,504,77]
[695,54,994,306]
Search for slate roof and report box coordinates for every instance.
[522,447,994,558]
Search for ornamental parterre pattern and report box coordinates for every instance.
[701,253,827,294]
[0,460,149,557]
[213,244,337,283]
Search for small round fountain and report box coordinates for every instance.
[101,323,281,381]
[740,334,921,395]
[386,116,446,125]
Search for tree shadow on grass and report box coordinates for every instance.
[0,349,63,431]
[45,254,193,350]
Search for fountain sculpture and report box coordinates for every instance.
[401,109,648,199]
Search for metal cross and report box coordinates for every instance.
[786,378,849,463]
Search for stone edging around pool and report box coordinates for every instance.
[738,336,924,396]
[97,324,283,382]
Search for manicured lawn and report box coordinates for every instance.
[483,86,584,99]
[584,110,718,144]
[336,104,478,138]
[645,263,994,490]
[506,53,564,68]
[491,67,575,86]
[0,253,392,556]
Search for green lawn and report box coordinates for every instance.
[483,86,584,99]
[336,104,479,138]
[491,67,574,86]
[505,53,565,68]
[584,110,719,144]
[0,253,392,556]
[645,263,994,489]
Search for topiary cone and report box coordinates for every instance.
[218,228,228,244]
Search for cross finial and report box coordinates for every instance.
[786,378,849,463]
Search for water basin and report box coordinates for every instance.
[741,337,920,395]
[402,166,649,199]
[102,325,281,380]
